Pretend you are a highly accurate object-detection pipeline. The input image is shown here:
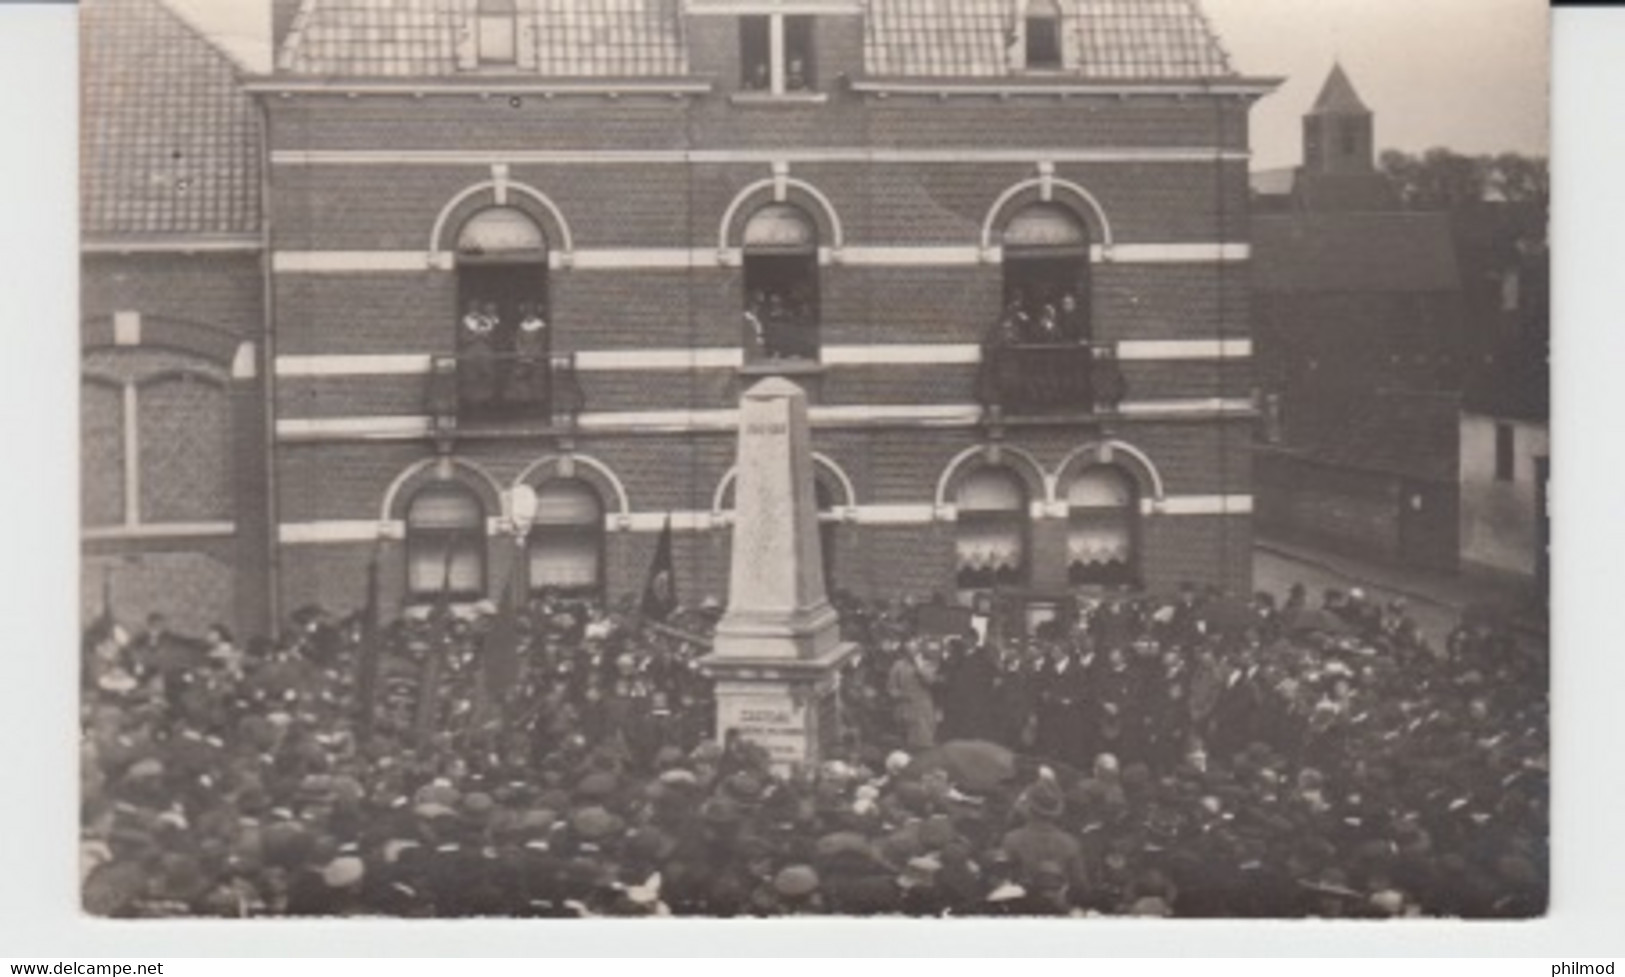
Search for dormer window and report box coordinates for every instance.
[1025,0,1063,70]
[739,14,817,95]
[477,0,517,66]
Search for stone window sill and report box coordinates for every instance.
[739,359,826,378]
[729,91,829,106]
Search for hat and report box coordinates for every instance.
[322,856,365,888]
[125,758,164,781]
[462,792,495,816]
[658,768,699,788]
[724,772,764,803]
[885,751,912,776]
[576,772,618,800]
[773,865,820,899]
[571,806,622,841]
[413,802,458,821]
[1130,896,1172,917]
[898,855,941,889]
[700,796,742,826]
[1027,782,1065,821]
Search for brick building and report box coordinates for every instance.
[86,0,1280,635]
[80,0,271,635]
[1249,65,1465,572]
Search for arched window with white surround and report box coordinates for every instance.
[527,478,605,597]
[955,467,1030,590]
[999,202,1092,344]
[742,203,820,363]
[454,206,550,419]
[405,482,488,600]
[1066,465,1140,588]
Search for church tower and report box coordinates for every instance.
[1293,63,1396,211]
[1303,63,1375,175]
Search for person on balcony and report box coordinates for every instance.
[999,294,1032,346]
[508,303,550,408]
[1036,302,1062,343]
[743,291,768,358]
[459,300,499,408]
[1059,291,1088,344]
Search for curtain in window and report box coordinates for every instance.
[955,467,1028,576]
[1066,465,1137,576]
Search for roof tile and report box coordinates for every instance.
[81,0,261,238]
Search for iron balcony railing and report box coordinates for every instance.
[976,341,1128,417]
[428,352,584,430]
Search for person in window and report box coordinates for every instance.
[786,56,808,92]
[1036,301,1062,343]
[508,302,549,408]
[763,291,793,359]
[746,60,770,92]
[743,291,768,358]
[460,300,499,408]
[1000,294,1032,346]
[1059,291,1087,344]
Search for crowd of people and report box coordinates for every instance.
[987,287,1091,348]
[80,582,1547,919]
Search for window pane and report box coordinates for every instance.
[449,535,486,593]
[81,380,124,526]
[530,529,602,590]
[1065,465,1134,508]
[408,535,453,594]
[478,15,516,64]
[533,479,602,526]
[139,373,230,523]
[743,203,818,252]
[457,206,546,255]
[956,467,1027,512]
[785,15,816,89]
[739,16,770,90]
[1004,203,1088,250]
[408,485,483,530]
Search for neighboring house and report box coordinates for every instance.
[80,0,270,636]
[1457,208,1549,593]
[1249,64,1465,573]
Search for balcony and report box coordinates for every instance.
[428,352,584,434]
[976,341,1128,419]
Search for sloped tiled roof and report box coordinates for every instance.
[1307,62,1370,116]
[1252,213,1461,294]
[81,0,261,238]
[864,0,1235,80]
[279,0,688,77]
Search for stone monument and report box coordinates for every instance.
[697,377,857,771]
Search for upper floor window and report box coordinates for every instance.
[740,14,817,95]
[742,203,820,362]
[1024,0,1063,70]
[406,483,487,600]
[1495,422,1516,482]
[455,207,550,420]
[998,202,1092,345]
[477,0,517,65]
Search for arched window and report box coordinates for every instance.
[955,467,1030,589]
[405,483,487,600]
[139,373,230,522]
[455,206,550,420]
[81,377,125,527]
[527,479,605,596]
[1066,465,1140,588]
[1000,202,1092,344]
[1024,0,1063,70]
[742,203,820,362]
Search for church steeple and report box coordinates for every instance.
[1303,62,1375,176]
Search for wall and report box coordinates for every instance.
[1460,413,1549,578]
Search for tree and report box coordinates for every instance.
[1379,148,1547,210]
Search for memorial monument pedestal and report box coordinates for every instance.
[697,376,857,772]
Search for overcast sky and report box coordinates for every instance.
[164,0,1550,171]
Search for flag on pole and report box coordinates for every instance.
[640,514,678,621]
[356,549,382,739]
[414,546,457,746]
[482,554,522,707]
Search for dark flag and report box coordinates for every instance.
[640,514,678,621]
[356,550,382,739]
[482,555,523,710]
[84,567,116,651]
